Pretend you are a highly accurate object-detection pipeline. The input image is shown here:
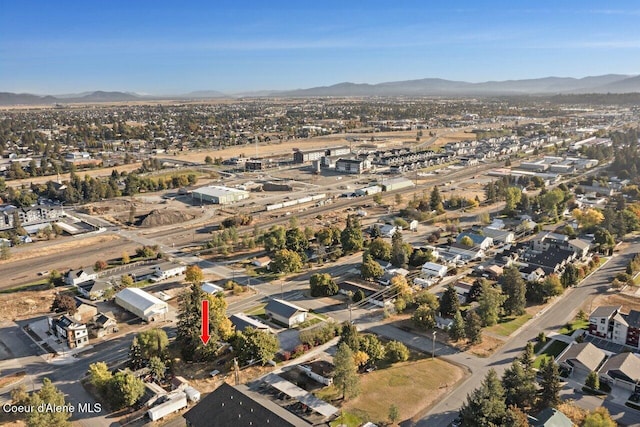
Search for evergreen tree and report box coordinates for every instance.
[361,253,384,281]
[148,356,166,381]
[585,371,600,391]
[561,263,579,287]
[390,230,408,268]
[502,360,537,410]
[460,369,507,427]
[449,310,466,341]
[177,284,232,361]
[128,337,144,370]
[519,342,536,372]
[339,322,360,352]
[333,343,360,400]
[430,186,443,212]
[538,359,562,409]
[465,310,483,344]
[439,284,460,318]
[501,266,527,316]
[477,281,505,326]
[26,378,71,427]
[340,215,364,254]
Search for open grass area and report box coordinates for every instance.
[245,303,267,316]
[487,313,533,337]
[330,412,363,427]
[558,319,589,336]
[534,340,569,369]
[317,358,464,425]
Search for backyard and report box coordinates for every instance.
[317,357,465,426]
[534,339,569,369]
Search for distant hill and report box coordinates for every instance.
[3,74,640,105]
[277,74,639,97]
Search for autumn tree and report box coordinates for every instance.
[136,328,169,359]
[185,265,204,285]
[572,208,604,229]
[361,253,384,281]
[271,249,303,274]
[51,293,77,314]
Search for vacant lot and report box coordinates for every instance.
[318,358,465,425]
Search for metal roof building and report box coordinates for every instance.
[191,185,250,205]
[115,288,169,322]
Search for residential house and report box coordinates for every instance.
[481,227,515,244]
[557,342,606,377]
[521,247,575,275]
[484,265,504,279]
[75,279,113,300]
[519,265,546,282]
[567,239,591,260]
[230,313,273,334]
[456,232,493,250]
[49,315,89,348]
[531,231,570,252]
[528,408,573,427]
[265,299,308,328]
[454,281,473,300]
[90,312,118,338]
[151,263,186,281]
[446,243,485,261]
[202,282,224,294]
[72,299,98,323]
[378,224,397,238]
[183,382,311,427]
[435,316,454,330]
[252,256,272,269]
[599,352,640,391]
[65,267,98,286]
[421,262,448,279]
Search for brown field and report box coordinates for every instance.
[0,289,57,322]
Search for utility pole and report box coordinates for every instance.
[432,330,437,359]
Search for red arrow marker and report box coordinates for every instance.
[200,300,210,345]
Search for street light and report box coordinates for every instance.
[432,330,437,359]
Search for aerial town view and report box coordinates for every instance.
[3,2,640,427]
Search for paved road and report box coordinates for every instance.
[416,237,640,427]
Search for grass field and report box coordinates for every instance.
[316,358,464,425]
[534,340,569,369]
[487,313,533,337]
[558,319,589,336]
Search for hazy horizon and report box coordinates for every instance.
[2,1,640,94]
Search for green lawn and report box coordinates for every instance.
[316,358,464,425]
[558,319,589,336]
[533,340,569,369]
[486,313,533,337]
[330,411,363,427]
[245,303,267,316]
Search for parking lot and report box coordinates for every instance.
[583,334,634,353]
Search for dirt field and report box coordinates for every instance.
[0,289,57,322]
[0,234,122,266]
[588,291,640,313]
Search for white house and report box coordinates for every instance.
[202,282,224,294]
[481,227,515,244]
[65,267,98,286]
[115,288,169,322]
[265,299,308,328]
[152,263,186,281]
[421,262,448,278]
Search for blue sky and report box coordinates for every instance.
[2,1,640,94]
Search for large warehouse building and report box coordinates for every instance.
[115,288,169,322]
[191,185,250,205]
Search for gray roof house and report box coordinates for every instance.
[265,299,308,328]
[557,342,606,376]
[599,352,640,390]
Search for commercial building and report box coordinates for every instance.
[380,177,415,192]
[115,288,169,322]
[191,185,250,205]
[335,158,371,174]
[293,149,325,164]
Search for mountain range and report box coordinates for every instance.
[2,74,640,105]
